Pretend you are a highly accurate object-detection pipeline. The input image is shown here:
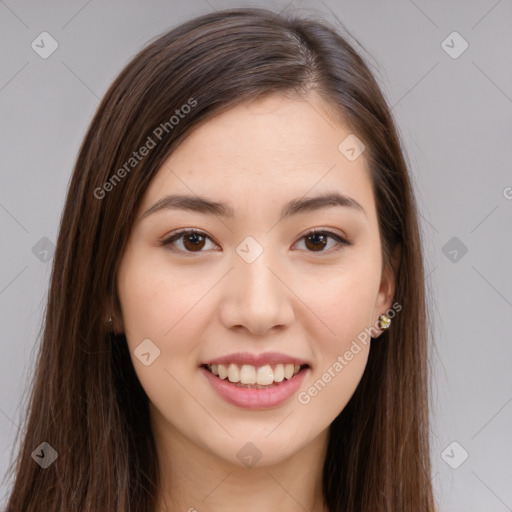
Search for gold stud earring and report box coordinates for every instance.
[378,314,391,330]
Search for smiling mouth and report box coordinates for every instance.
[201,363,309,389]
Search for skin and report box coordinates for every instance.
[116,92,397,512]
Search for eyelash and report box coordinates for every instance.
[160,228,351,255]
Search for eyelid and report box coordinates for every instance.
[297,227,350,244]
[160,227,352,254]
[159,228,220,254]
[293,228,352,253]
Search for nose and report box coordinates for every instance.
[218,250,295,336]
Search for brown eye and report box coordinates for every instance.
[304,232,328,251]
[162,230,217,253]
[295,230,350,253]
[182,232,206,251]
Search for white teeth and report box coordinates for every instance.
[273,363,285,382]
[227,363,240,383]
[218,364,228,380]
[240,364,256,384]
[256,365,274,385]
[207,362,303,384]
[284,363,295,380]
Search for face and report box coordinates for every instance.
[116,92,396,468]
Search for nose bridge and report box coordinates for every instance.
[220,238,294,334]
[238,247,279,300]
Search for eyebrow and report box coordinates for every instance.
[140,191,366,221]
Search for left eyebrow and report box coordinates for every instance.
[139,191,366,221]
[281,192,366,219]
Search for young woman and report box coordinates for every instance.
[4,7,436,511]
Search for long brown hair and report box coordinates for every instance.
[4,7,436,511]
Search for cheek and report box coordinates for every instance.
[297,342,370,421]
[292,255,380,413]
[299,255,381,348]
[295,283,374,419]
[118,250,207,351]
[117,253,209,418]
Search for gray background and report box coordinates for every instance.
[1,0,511,510]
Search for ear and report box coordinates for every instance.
[373,244,401,335]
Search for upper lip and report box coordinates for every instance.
[202,351,310,367]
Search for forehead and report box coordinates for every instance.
[139,93,375,218]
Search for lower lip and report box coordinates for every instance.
[200,366,309,409]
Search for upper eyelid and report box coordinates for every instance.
[162,228,217,244]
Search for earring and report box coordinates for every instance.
[107,316,116,335]
[378,314,391,330]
